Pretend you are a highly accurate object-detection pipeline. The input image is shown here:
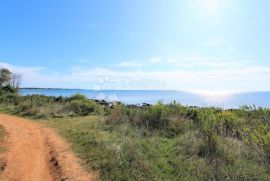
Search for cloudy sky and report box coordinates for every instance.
[1,0,270,91]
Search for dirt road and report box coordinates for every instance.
[0,113,99,181]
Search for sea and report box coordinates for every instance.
[19,89,270,109]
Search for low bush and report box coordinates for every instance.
[107,103,171,132]
[106,105,128,124]
[141,104,170,131]
[67,93,88,101]
[0,93,20,105]
[0,93,102,118]
[215,111,242,139]
[64,100,100,116]
[198,130,218,158]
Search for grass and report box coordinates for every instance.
[2,93,270,180]
[0,126,5,142]
[42,113,270,180]
[0,125,7,172]
[0,125,6,153]
[42,116,194,180]
[0,93,102,118]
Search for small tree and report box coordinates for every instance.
[11,73,22,90]
[0,68,22,93]
[0,68,12,86]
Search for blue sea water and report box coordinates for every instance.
[19,89,270,109]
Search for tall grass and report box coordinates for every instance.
[95,102,270,179]
[0,125,7,172]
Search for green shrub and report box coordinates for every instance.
[108,103,171,132]
[215,111,242,139]
[187,108,202,129]
[16,101,40,116]
[64,100,99,116]
[198,131,218,158]
[53,96,66,103]
[142,104,170,131]
[67,93,88,101]
[0,93,103,118]
[243,124,270,161]
[106,105,128,124]
[0,85,17,94]
[0,93,20,105]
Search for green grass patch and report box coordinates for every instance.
[42,115,270,181]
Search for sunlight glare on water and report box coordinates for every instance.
[191,90,236,106]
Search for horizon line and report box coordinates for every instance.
[20,87,270,93]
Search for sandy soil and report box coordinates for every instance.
[0,113,99,181]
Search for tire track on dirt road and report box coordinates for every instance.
[0,113,99,181]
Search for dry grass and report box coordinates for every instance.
[0,125,7,173]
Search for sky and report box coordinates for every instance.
[0,0,270,91]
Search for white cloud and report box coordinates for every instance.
[116,56,254,70]
[1,61,270,91]
[147,57,162,64]
[0,62,46,74]
[114,60,143,67]
[205,38,225,48]
[165,56,252,69]
[45,65,270,91]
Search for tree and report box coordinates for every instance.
[0,68,22,93]
[0,68,12,86]
[11,73,22,90]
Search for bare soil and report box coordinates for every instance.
[0,113,99,181]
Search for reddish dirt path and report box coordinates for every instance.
[0,113,99,181]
